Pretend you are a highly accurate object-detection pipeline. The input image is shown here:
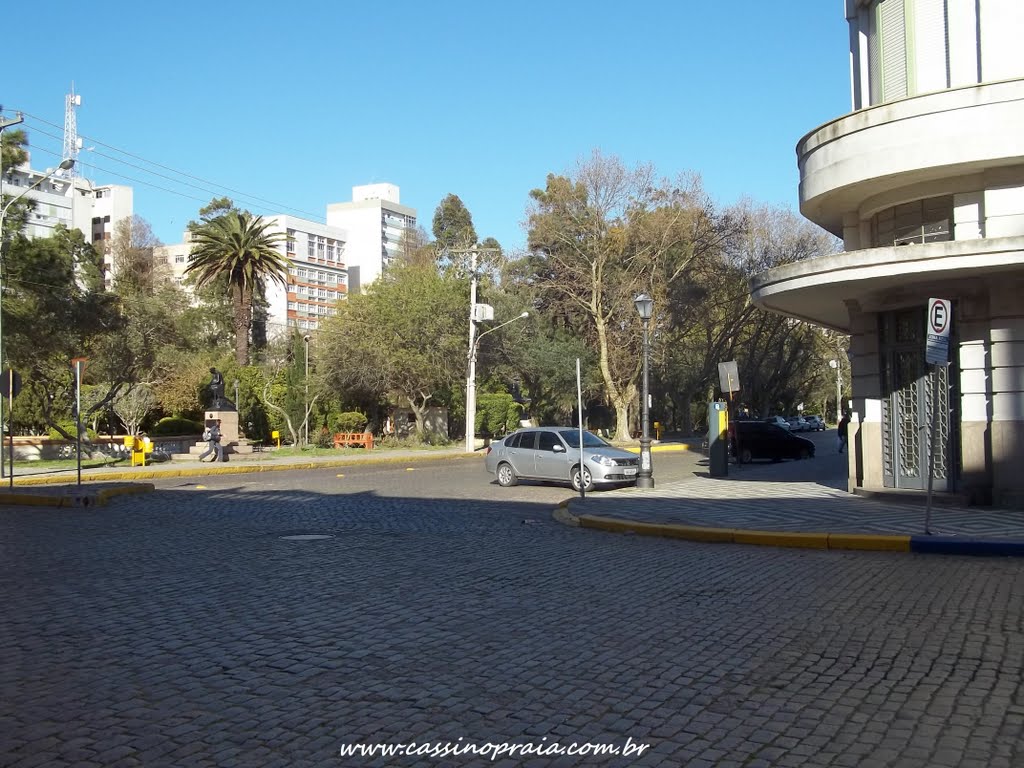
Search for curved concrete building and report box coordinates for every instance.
[751,0,1024,506]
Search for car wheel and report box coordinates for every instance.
[571,465,594,492]
[739,448,753,464]
[496,462,518,487]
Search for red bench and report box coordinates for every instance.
[333,432,374,450]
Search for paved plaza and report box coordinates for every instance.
[2,472,1023,767]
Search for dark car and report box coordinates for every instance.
[729,420,815,463]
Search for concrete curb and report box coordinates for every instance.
[5,451,481,487]
[573,514,1024,557]
[0,483,156,508]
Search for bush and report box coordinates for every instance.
[314,427,334,449]
[476,393,522,437]
[47,422,99,441]
[150,417,204,436]
[332,411,368,433]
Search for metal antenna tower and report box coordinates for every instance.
[62,83,82,178]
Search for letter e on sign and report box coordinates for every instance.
[929,299,951,338]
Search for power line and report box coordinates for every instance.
[13,110,328,223]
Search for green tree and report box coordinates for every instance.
[185,212,290,366]
[319,262,466,439]
[432,193,478,252]
[2,230,129,439]
[0,128,32,240]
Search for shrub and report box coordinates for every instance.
[332,411,368,433]
[47,422,99,441]
[150,417,204,436]
[314,427,334,449]
[476,393,522,436]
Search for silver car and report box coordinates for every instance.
[484,427,639,492]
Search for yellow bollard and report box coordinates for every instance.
[272,430,280,448]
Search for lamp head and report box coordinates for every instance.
[58,159,75,171]
[633,293,653,321]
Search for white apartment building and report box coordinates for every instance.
[326,183,417,291]
[2,158,132,242]
[750,0,1024,507]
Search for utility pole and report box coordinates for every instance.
[0,111,25,480]
[450,246,499,453]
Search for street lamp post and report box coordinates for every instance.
[464,311,529,453]
[829,359,841,424]
[634,294,654,489]
[303,334,311,446]
[0,157,75,477]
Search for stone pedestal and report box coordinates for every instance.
[184,410,259,459]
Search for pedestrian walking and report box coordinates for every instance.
[199,419,225,462]
[837,412,850,454]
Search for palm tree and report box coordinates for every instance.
[185,212,290,365]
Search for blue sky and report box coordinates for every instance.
[5,1,851,251]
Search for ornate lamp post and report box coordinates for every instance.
[634,293,654,489]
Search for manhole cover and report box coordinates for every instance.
[279,534,335,541]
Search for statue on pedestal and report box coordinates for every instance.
[207,367,235,411]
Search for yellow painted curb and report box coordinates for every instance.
[657,524,735,543]
[96,484,156,503]
[732,530,830,549]
[621,443,695,454]
[6,451,482,486]
[828,533,910,551]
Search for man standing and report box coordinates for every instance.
[199,419,225,462]
[837,412,851,454]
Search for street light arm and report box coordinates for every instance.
[470,311,529,359]
[0,159,76,221]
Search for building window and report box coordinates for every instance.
[297,268,307,279]
[175,255,185,263]
[287,301,296,310]
[307,237,315,257]
[871,196,953,247]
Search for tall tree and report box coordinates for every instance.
[522,151,726,440]
[432,193,478,253]
[184,212,290,365]
[0,129,32,240]
[318,262,467,438]
[108,215,166,295]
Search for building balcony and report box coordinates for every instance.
[798,79,1024,236]
[749,236,1024,333]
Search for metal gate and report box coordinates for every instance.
[880,309,955,491]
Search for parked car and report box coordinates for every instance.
[730,420,815,463]
[787,416,811,432]
[803,415,826,431]
[484,427,639,491]
[763,415,792,430]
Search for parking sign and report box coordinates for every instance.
[926,299,951,366]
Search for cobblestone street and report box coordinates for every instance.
[2,483,1023,767]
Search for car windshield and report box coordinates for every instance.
[558,430,609,449]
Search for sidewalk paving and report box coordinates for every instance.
[564,461,1024,556]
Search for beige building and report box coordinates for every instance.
[751,0,1024,507]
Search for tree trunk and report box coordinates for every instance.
[233,284,252,366]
